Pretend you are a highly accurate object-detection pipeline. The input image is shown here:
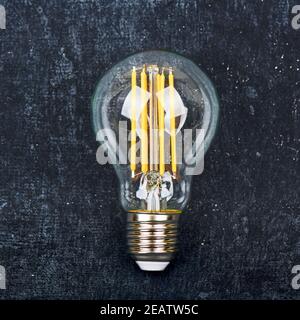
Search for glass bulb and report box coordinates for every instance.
[92,50,219,271]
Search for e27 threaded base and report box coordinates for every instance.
[127,211,180,271]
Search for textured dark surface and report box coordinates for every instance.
[0,0,299,300]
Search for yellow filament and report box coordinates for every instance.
[130,67,137,177]
[154,73,160,173]
[141,67,148,173]
[149,69,154,171]
[158,71,165,176]
[169,70,177,175]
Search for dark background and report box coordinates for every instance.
[0,0,299,299]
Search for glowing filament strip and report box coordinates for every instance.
[149,69,154,171]
[153,70,159,171]
[130,67,137,177]
[158,71,165,176]
[141,67,148,173]
[169,70,177,175]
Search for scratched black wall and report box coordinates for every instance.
[0,0,299,299]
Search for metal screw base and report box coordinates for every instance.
[127,212,180,271]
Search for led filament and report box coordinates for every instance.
[122,65,183,212]
[129,65,177,177]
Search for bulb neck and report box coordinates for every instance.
[127,211,180,271]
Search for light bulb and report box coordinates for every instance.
[92,51,219,271]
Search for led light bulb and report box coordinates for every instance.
[92,51,219,271]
